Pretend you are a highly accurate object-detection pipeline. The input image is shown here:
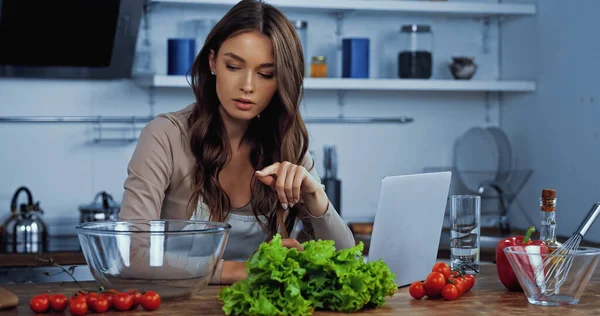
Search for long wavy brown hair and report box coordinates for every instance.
[187,0,311,239]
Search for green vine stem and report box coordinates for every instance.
[33,256,91,292]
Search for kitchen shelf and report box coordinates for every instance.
[133,75,536,93]
[0,115,413,125]
[150,0,536,16]
[304,78,535,92]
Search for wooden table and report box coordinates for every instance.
[2,264,599,315]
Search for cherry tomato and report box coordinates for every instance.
[449,277,460,294]
[70,292,87,304]
[432,262,451,280]
[408,281,426,300]
[103,291,115,309]
[127,289,143,309]
[91,296,110,313]
[39,293,52,300]
[426,272,446,293]
[50,293,68,312]
[29,295,50,313]
[459,277,469,294]
[141,291,161,311]
[69,299,88,316]
[113,292,134,311]
[441,284,458,301]
[464,274,475,290]
[452,277,467,295]
[424,282,440,298]
[85,292,99,306]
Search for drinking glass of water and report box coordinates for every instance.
[450,195,481,274]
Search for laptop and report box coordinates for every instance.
[367,171,452,287]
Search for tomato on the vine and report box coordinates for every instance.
[141,290,161,311]
[50,293,68,312]
[464,274,475,290]
[441,284,458,301]
[29,295,49,313]
[409,281,426,300]
[113,292,134,311]
[29,287,164,314]
[407,261,478,302]
[39,293,52,300]
[91,296,110,313]
[426,272,446,293]
[69,299,88,316]
[70,292,86,304]
[103,291,115,309]
[127,289,143,309]
[85,292,99,307]
[432,262,451,280]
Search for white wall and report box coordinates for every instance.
[0,1,505,235]
[501,0,600,242]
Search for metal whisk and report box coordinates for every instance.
[536,202,600,295]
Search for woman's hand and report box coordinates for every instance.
[221,238,304,284]
[279,238,304,251]
[255,161,324,211]
[221,261,248,285]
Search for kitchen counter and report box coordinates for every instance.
[0,251,85,268]
[0,235,84,268]
[0,235,90,284]
[2,264,600,315]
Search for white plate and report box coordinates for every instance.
[486,126,514,183]
[453,127,499,192]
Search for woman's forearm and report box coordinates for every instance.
[302,186,329,217]
[303,188,356,250]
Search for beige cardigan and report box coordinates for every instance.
[118,104,355,284]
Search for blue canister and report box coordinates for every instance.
[167,38,196,76]
[342,38,369,78]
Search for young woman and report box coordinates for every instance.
[119,0,355,285]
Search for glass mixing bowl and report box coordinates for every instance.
[503,245,600,306]
[76,220,231,300]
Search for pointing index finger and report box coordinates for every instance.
[255,163,280,177]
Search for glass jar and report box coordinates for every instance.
[398,24,433,79]
[311,56,327,78]
[291,20,308,76]
[193,19,217,53]
[175,19,217,55]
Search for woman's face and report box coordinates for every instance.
[209,30,277,122]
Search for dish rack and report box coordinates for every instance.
[424,167,533,236]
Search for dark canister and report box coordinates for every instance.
[398,24,433,79]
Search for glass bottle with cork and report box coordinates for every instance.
[540,188,562,252]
